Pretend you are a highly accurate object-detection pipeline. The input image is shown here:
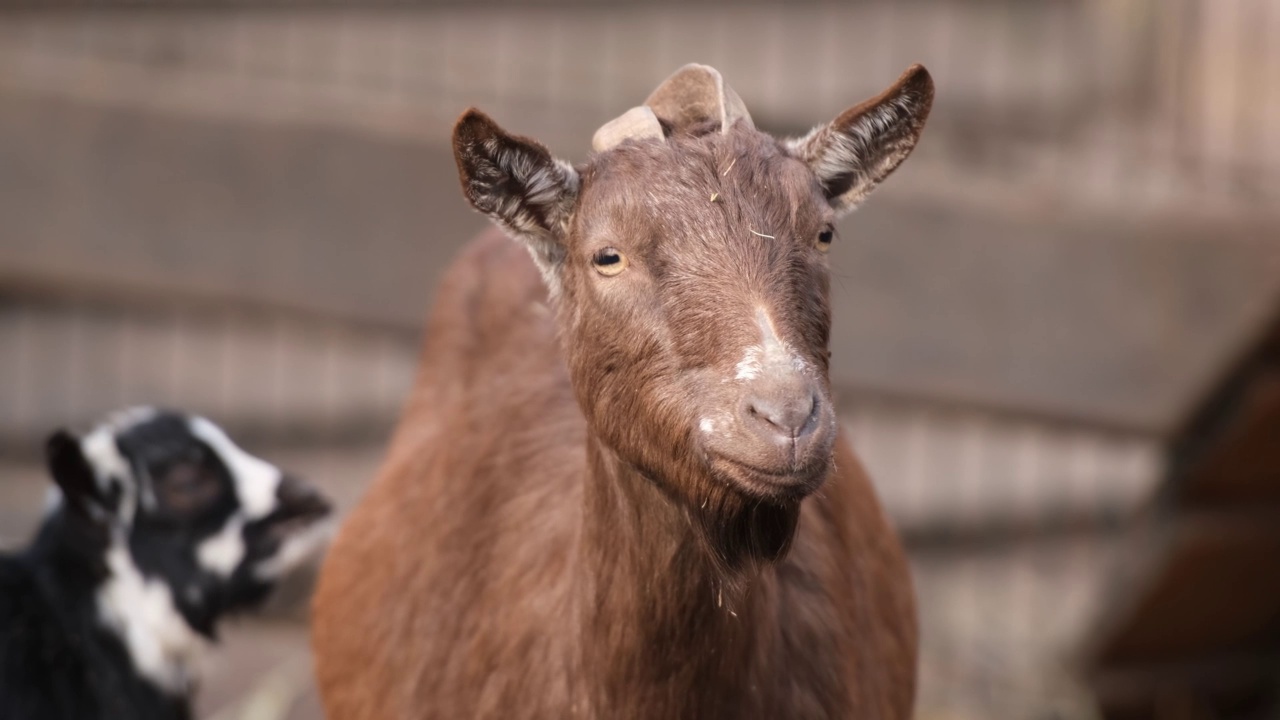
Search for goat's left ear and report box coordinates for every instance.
[45,430,105,519]
[453,109,580,276]
[786,65,934,216]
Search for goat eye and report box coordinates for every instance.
[816,226,835,252]
[591,247,628,276]
[157,462,221,515]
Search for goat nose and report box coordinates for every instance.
[275,474,332,521]
[743,389,818,441]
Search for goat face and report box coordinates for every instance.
[44,408,332,647]
[454,66,933,520]
[562,129,841,504]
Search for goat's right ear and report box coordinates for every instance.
[453,109,579,275]
[786,65,934,216]
[45,430,103,517]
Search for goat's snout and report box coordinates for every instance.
[700,367,836,498]
[741,383,819,444]
[729,365,835,475]
[275,474,332,522]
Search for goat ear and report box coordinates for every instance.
[453,109,580,275]
[45,430,104,517]
[786,65,933,216]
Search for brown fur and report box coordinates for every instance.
[313,66,932,719]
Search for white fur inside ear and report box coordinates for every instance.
[462,120,580,298]
[496,156,579,296]
[787,91,922,214]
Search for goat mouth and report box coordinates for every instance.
[263,499,332,543]
[707,453,829,501]
[266,513,321,542]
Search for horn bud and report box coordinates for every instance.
[590,64,755,153]
[591,105,664,153]
[644,63,754,134]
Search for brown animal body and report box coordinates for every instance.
[313,64,934,719]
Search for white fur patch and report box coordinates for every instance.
[195,515,246,577]
[80,426,131,491]
[76,407,166,521]
[190,414,330,580]
[188,417,281,520]
[43,487,63,515]
[699,418,716,434]
[79,425,135,524]
[733,308,811,382]
[735,346,764,381]
[758,308,809,372]
[252,518,335,580]
[107,406,160,428]
[97,542,207,695]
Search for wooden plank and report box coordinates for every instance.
[0,90,484,330]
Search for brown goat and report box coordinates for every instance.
[312,64,934,719]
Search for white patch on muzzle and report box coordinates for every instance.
[735,346,764,381]
[733,307,811,383]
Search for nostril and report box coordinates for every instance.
[746,392,818,439]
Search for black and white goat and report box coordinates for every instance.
[0,408,333,720]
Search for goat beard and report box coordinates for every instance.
[576,380,805,581]
[686,479,802,581]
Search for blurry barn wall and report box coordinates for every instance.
[0,1,1277,718]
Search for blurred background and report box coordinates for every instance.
[0,1,1277,718]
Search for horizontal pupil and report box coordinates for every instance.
[596,253,620,264]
